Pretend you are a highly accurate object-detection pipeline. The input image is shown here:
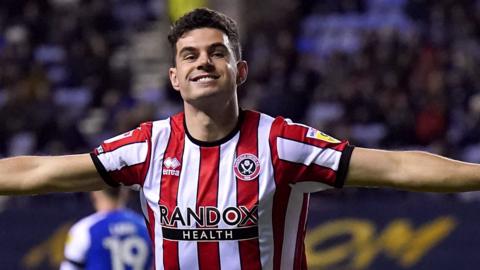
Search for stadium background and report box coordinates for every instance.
[1,0,480,269]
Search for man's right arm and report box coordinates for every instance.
[0,154,108,195]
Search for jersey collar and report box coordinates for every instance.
[184,109,245,147]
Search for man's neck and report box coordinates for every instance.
[184,99,240,142]
[95,201,123,212]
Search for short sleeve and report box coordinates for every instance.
[90,122,153,188]
[270,118,354,192]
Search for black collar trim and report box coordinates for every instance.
[184,110,244,147]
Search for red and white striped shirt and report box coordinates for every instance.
[91,110,354,270]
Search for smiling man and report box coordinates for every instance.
[168,26,247,143]
[2,7,480,270]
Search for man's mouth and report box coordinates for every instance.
[190,74,220,82]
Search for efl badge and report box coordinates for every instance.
[234,154,260,181]
[96,145,104,154]
[306,128,340,143]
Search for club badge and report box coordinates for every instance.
[234,154,260,181]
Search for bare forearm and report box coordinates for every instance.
[0,156,43,194]
[0,154,106,195]
[391,151,480,192]
[346,148,480,192]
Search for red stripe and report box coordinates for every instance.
[159,114,185,270]
[269,117,293,270]
[109,163,147,186]
[197,146,221,270]
[271,188,291,270]
[279,118,348,151]
[273,162,338,186]
[272,118,342,185]
[141,122,153,186]
[99,122,153,186]
[141,123,154,268]
[236,111,262,270]
[147,205,157,270]
[293,194,309,270]
[100,122,152,152]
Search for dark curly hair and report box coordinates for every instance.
[167,8,242,64]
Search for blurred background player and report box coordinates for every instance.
[60,188,153,270]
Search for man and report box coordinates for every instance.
[60,188,153,270]
[1,7,480,270]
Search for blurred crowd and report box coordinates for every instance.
[244,0,480,164]
[1,0,480,162]
[0,0,163,157]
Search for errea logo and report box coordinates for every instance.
[163,157,181,176]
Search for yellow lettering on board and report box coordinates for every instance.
[306,217,456,269]
[21,222,72,269]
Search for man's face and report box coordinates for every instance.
[169,28,247,106]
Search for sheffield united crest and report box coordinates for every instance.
[234,154,260,181]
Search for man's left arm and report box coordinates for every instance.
[345,147,480,192]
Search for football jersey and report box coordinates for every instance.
[60,209,153,270]
[90,110,354,270]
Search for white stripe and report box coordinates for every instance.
[142,119,171,270]
[98,141,148,171]
[218,133,241,269]
[276,137,341,171]
[177,137,200,270]
[139,189,148,221]
[291,181,333,193]
[280,187,305,270]
[257,113,276,270]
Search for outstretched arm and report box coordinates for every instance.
[345,147,480,192]
[0,154,107,195]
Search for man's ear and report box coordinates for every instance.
[169,67,181,91]
[236,60,248,86]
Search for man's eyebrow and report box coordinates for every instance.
[178,42,228,54]
[208,43,229,51]
[177,43,230,57]
[208,42,230,53]
[178,46,197,55]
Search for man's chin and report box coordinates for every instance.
[189,86,221,99]
[185,90,230,107]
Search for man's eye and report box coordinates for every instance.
[184,55,195,60]
[212,52,225,58]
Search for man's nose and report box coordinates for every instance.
[197,53,214,70]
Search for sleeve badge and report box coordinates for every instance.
[306,128,340,143]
